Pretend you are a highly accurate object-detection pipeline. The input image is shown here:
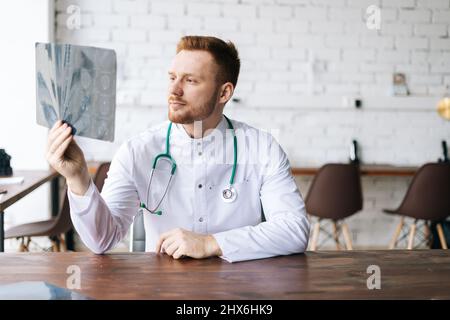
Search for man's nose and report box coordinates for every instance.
[169,79,183,96]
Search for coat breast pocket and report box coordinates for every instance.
[207,167,263,229]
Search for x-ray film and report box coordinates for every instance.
[36,42,117,141]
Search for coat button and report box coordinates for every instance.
[199,217,204,222]
[198,184,202,188]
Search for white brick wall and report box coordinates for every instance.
[54,0,450,250]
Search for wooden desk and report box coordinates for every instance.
[0,250,449,299]
[292,165,418,177]
[0,170,60,252]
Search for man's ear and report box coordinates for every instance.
[218,82,234,105]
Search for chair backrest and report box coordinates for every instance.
[130,210,146,252]
[305,163,363,220]
[50,162,111,236]
[48,192,73,236]
[394,163,450,221]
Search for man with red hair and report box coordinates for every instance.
[46,36,310,262]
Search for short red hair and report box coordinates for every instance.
[176,35,240,88]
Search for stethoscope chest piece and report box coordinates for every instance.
[222,185,237,203]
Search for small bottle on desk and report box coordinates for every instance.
[349,139,360,164]
[438,140,449,163]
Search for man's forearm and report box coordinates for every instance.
[67,167,91,196]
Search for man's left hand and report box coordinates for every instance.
[156,228,223,259]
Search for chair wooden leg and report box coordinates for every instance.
[51,238,60,252]
[17,237,32,252]
[332,222,342,250]
[26,237,31,251]
[19,237,26,252]
[436,223,448,249]
[342,223,353,250]
[310,220,321,251]
[423,221,431,248]
[389,217,404,249]
[59,234,67,252]
[407,220,417,250]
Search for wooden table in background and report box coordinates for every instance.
[292,165,418,177]
[0,250,449,299]
[0,170,60,252]
[89,163,419,178]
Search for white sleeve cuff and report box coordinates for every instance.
[67,179,96,215]
[211,232,240,263]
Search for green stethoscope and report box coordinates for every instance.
[139,115,238,215]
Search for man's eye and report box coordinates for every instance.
[186,78,195,83]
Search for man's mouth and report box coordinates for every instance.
[169,100,186,110]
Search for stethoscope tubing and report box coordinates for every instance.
[142,115,237,214]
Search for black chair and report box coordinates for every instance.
[306,163,363,251]
[384,163,450,249]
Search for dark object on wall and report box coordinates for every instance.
[349,139,360,164]
[438,140,449,163]
[431,220,450,249]
[0,149,13,176]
